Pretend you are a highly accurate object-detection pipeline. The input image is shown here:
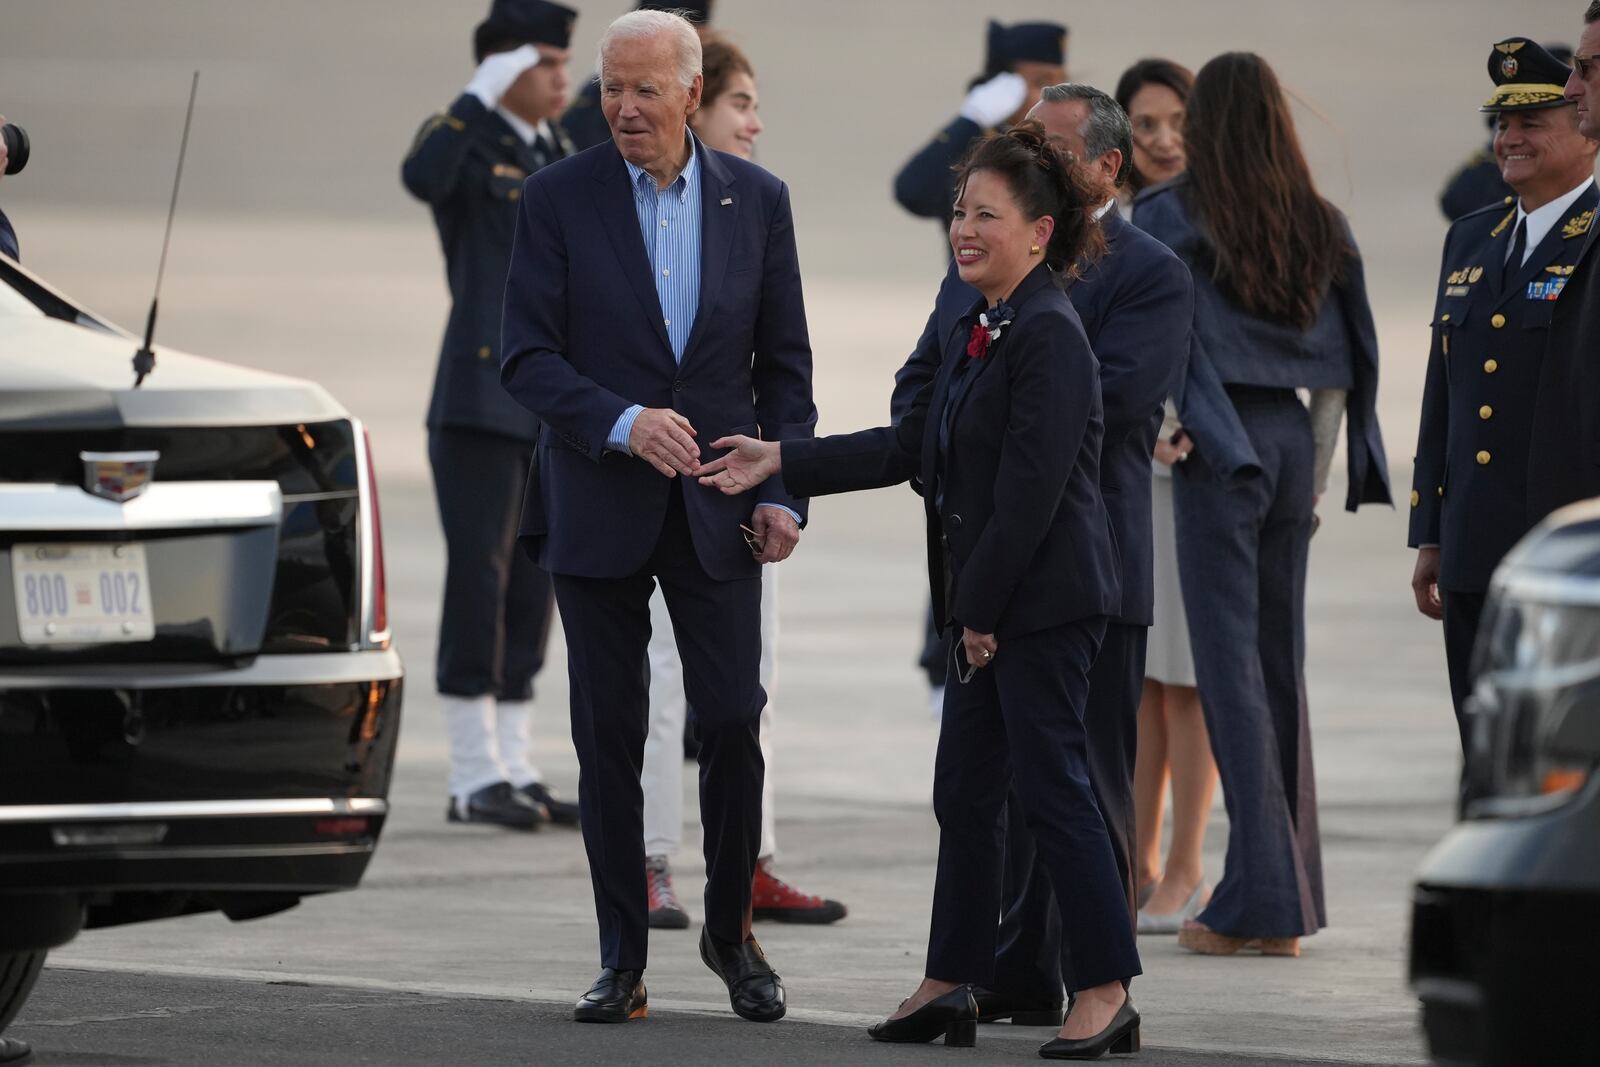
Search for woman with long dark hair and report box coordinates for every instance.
[698,124,1143,1058]
[1110,57,1222,937]
[1134,52,1390,956]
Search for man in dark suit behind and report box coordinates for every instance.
[891,85,1192,1024]
[499,8,816,1026]
[1529,4,1600,524]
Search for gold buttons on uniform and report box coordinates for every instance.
[477,346,492,359]
[1479,405,1493,420]
[1437,486,1444,497]
[1476,450,1491,465]
[1484,359,1498,373]
[1441,313,1451,322]
[1491,313,1506,329]
[1410,490,1420,507]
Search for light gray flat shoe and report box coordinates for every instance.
[1135,880,1211,935]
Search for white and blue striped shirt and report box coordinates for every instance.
[606,134,702,452]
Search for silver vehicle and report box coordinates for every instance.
[1410,499,1600,1067]
[0,254,403,1063]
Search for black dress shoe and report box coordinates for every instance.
[446,781,547,830]
[698,928,785,1022]
[1038,997,1140,1059]
[0,1038,32,1066]
[973,986,1065,1026]
[573,968,648,1023]
[518,781,581,827]
[867,984,978,1047]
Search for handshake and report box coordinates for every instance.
[626,407,792,562]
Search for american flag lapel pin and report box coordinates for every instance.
[720,197,733,206]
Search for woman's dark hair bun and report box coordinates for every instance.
[953,121,1106,279]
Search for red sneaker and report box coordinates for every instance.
[646,855,691,930]
[751,857,847,924]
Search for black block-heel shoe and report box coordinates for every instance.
[867,985,979,1047]
[1037,997,1139,1059]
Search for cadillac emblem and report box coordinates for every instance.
[79,451,160,503]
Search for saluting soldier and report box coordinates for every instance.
[562,0,716,153]
[402,0,583,830]
[1409,37,1600,751]
[891,19,1067,244]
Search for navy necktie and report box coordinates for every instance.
[1501,217,1526,291]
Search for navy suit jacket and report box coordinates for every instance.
[0,206,17,261]
[891,210,1192,625]
[787,264,1119,637]
[500,135,817,583]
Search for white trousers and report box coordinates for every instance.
[641,566,779,859]
[442,695,542,802]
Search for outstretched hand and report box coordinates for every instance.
[696,435,781,495]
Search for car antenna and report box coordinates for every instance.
[132,70,199,389]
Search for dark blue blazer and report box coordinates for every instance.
[0,206,17,261]
[1412,183,1599,590]
[500,135,817,583]
[786,264,1119,637]
[1135,179,1392,511]
[402,92,575,444]
[891,210,1192,625]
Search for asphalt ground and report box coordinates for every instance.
[15,968,1417,1067]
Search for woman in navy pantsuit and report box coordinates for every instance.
[1135,53,1392,957]
[699,127,1142,1059]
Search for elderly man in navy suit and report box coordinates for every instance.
[893,84,1193,1025]
[499,8,816,1027]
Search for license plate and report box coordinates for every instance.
[12,543,155,645]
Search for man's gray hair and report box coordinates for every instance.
[598,9,703,89]
[1039,83,1135,188]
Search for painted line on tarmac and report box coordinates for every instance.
[48,959,885,1030]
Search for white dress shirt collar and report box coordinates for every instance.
[1094,199,1118,221]
[1513,177,1595,265]
[495,106,551,148]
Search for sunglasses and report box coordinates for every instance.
[740,523,764,554]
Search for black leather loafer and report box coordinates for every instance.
[867,984,978,1047]
[974,986,1065,1026]
[698,928,786,1022]
[0,1037,33,1066]
[1038,997,1140,1059]
[447,781,547,830]
[518,781,581,827]
[573,968,647,1023]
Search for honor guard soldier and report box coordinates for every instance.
[1439,44,1574,219]
[1409,37,1600,751]
[402,0,583,829]
[892,19,1066,244]
[562,0,715,153]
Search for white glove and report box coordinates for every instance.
[466,44,541,108]
[959,71,1028,128]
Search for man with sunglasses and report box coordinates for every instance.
[1410,36,1599,751]
[1528,4,1600,527]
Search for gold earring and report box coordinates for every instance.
[1030,244,1041,255]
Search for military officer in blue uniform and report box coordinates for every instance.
[892,20,1067,245]
[1409,37,1600,751]
[1439,45,1573,220]
[562,0,715,153]
[402,0,583,829]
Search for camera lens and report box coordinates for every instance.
[2,124,29,175]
